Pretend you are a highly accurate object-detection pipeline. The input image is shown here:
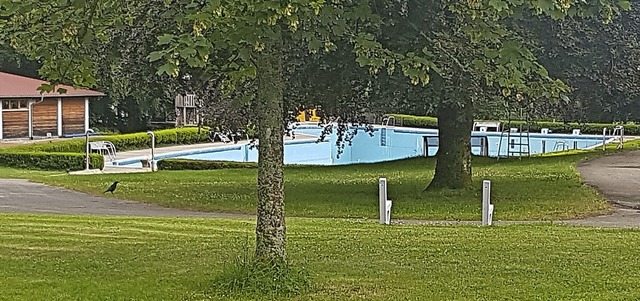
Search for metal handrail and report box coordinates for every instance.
[553,141,567,152]
[384,116,396,127]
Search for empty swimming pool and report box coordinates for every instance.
[111,125,610,167]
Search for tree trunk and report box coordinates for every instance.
[254,30,286,261]
[427,85,473,190]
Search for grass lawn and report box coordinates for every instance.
[1,214,639,300]
[0,152,608,221]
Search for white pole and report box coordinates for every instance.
[85,129,94,170]
[379,178,387,224]
[57,98,63,137]
[0,107,3,140]
[147,131,155,171]
[482,180,491,226]
[28,101,33,139]
[378,178,392,225]
[602,127,606,151]
[84,97,90,132]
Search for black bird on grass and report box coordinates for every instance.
[104,181,119,194]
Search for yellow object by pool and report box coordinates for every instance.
[296,109,321,122]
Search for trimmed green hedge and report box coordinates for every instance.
[387,114,438,129]
[158,159,257,170]
[0,127,208,171]
[387,114,640,135]
[0,152,104,171]
[10,127,210,153]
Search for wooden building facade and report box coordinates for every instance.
[0,72,104,139]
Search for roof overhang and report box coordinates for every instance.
[0,72,106,99]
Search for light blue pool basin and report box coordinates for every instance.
[112,125,610,167]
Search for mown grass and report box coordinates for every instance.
[0,167,62,178]
[1,214,640,300]
[0,152,613,221]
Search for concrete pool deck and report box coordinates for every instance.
[112,133,319,161]
[70,133,320,174]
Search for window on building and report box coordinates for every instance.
[1,99,29,110]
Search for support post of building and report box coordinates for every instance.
[28,101,33,139]
[0,108,3,140]
[84,97,90,133]
[57,98,63,137]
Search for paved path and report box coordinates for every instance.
[0,179,252,219]
[567,150,640,228]
[577,150,640,207]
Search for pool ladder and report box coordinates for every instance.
[380,116,396,147]
[383,116,396,127]
[610,126,624,149]
[497,128,531,159]
[553,141,568,152]
[381,128,388,146]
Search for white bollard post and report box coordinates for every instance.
[482,180,492,226]
[379,178,392,225]
[488,204,494,226]
[146,131,156,172]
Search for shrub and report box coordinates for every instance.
[387,114,640,135]
[10,127,210,153]
[157,159,257,170]
[0,152,104,171]
[1,128,207,171]
[387,114,438,129]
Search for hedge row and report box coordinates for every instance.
[387,114,640,135]
[10,127,210,153]
[0,152,104,171]
[157,159,257,170]
[0,127,208,171]
[387,114,438,129]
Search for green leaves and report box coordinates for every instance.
[157,61,179,77]
[619,1,631,10]
[157,34,175,45]
[488,0,509,12]
[147,51,166,62]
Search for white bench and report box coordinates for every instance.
[89,141,117,161]
[210,131,234,143]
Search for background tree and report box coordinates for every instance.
[369,0,628,189]
[522,3,640,123]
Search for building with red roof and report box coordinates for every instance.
[0,72,105,139]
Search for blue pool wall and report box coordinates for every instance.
[112,125,609,167]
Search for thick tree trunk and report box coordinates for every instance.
[254,30,286,261]
[427,86,474,190]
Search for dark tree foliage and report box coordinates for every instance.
[523,4,640,123]
[0,46,40,77]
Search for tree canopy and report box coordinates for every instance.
[0,0,631,262]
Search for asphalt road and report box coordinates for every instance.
[0,179,250,218]
[577,150,640,206]
[569,150,640,227]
